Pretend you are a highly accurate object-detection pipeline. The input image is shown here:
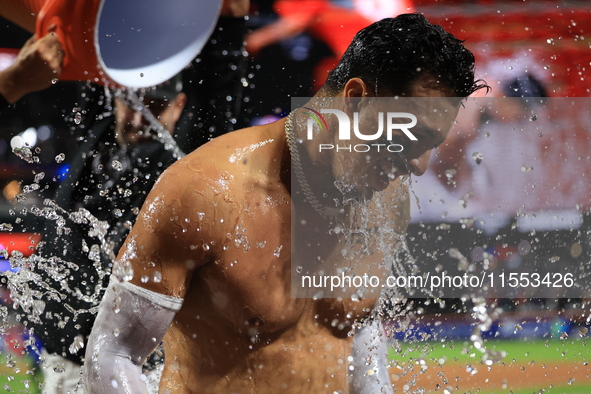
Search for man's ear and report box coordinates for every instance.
[343,78,372,115]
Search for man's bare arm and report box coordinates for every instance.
[84,163,216,393]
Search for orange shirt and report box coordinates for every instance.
[273,0,374,57]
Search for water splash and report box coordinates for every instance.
[3,199,115,327]
[119,88,186,159]
[0,79,193,391]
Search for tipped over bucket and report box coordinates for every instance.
[31,0,221,88]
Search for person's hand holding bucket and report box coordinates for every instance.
[2,0,222,88]
[0,27,63,103]
[36,0,222,88]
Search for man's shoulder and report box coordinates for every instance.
[155,122,284,197]
[192,124,271,154]
[181,123,281,171]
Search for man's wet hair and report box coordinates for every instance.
[323,14,489,97]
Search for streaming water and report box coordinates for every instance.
[337,166,528,392]
[124,89,186,160]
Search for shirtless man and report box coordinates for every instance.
[84,14,486,393]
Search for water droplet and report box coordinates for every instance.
[51,78,58,84]
[55,153,65,163]
[74,112,82,124]
[13,146,34,163]
[113,296,121,314]
[88,244,101,262]
[68,335,85,354]
[114,260,134,282]
[296,266,303,273]
[0,223,13,232]
[34,172,45,183]
[153,271,162,283]
[112,160,123,171]
[518,240,531,255]
[273,245,283,257]
[560,332,569,340]
[570,243,583,258]
[22,183,40,193]
[445,169,457,179]
[472,152,484,165]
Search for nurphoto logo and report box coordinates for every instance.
[303,106,418,153]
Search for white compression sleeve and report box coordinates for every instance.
[84,278,183,394]
[349,320,394,394]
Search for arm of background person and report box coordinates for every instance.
[0,31,62,106]
[244,0,324,56]
[84,160,218,393]
[221,0,249,17]
[245,16,309,56]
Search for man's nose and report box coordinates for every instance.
[407,149,432,176]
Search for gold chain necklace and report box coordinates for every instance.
[285,111,342,218]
